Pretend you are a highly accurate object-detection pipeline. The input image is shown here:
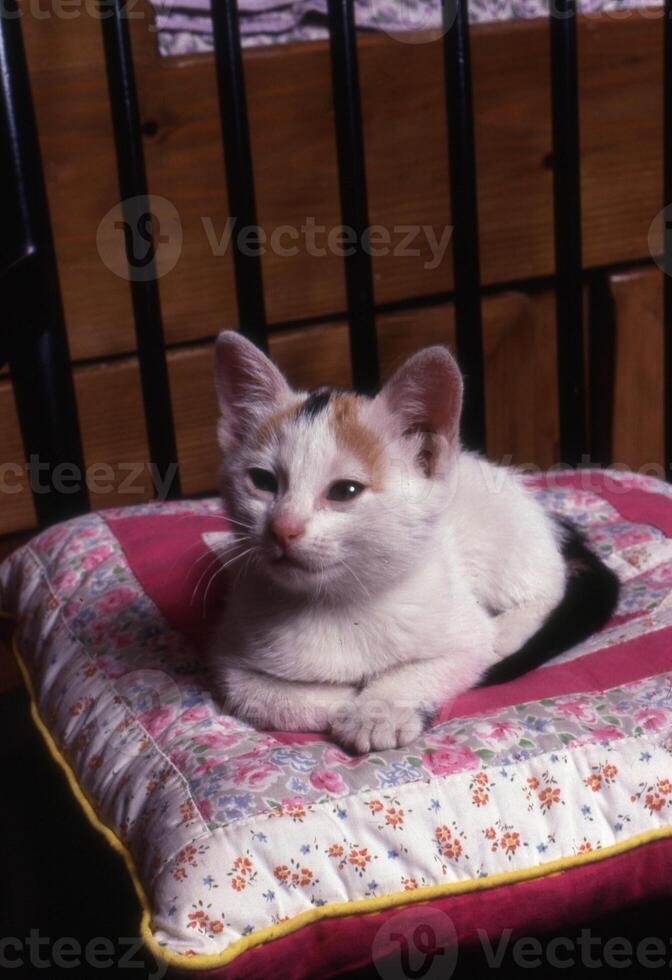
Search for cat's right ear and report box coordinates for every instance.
[214,331,291,451]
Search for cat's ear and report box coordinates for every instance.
[214,331,291,451]
[376,346,463,469]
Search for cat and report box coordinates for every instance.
[208,331,620,753]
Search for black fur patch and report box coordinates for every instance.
[297,387,350,420]
[480,519,621,687]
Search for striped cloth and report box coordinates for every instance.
[153,0,653,58]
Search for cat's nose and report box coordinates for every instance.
[270,516,306,551]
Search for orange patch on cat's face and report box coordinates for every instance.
[255,391,384,489]
[330,395,384,489]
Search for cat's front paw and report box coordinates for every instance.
[330,698,425,754]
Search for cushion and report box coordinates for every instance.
[3,469,672,976]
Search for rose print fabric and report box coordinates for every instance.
[2,469,672,970]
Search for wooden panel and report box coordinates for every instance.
[0,293,559,535]
[0,393,37,536]
[23,13,137,361]
[610,266,665,473]
[20,10,664,362]
[77,362,157,508]
[483,290,559,468]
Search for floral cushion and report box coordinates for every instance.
[3,469,672,976]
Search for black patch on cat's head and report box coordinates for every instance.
[297,386,349,420]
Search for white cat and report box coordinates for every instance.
[208,331,618,753]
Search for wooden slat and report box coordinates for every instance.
[610,266,665,473]
[23,26,137,360]
[483,290,559,468]
[0,292,559,535]
[19,10,664,362]
[0,394,37,535]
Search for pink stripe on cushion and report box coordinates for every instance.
[439,625,672,721]
[105,512,232,635]
[266,627,672,744]
[531,470,672,536]
[185,835,672,979]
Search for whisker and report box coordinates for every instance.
[165,541,213,575]
[169,510,253,531]
[202,548,253,613]
[190,535,248,600]
[339,558,371,600]
[232,547,257,592]
[190,553,225,606]
[183,547,226,577]
[218,516,254,530]
[315,556,328,602]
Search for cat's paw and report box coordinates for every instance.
[330,699,425,754]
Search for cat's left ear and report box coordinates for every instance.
[214,331,291,451]
[376,346,463,470]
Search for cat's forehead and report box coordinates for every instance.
[258,387,385,483]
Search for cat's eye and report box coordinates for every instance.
[327,480,366,502]
[248,468,278,494]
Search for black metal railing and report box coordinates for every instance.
[550,0,587,466]
[326,0,379,394]
[0,0,89,525]
[211,0,267,353]
[443,0,486,451]
[0,0,664,530]
[100,0,181,498]
[664,0,672,482]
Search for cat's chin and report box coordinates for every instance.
[261,554,342,592]
[271,554,322,575]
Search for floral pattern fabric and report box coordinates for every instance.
[2,469,672,966]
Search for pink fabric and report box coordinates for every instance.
[532,471,672,536]
[439,626,672,722]
[104,511,231,635]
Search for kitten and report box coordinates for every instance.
[208,331,619,753]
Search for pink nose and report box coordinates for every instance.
[270,516,306,551]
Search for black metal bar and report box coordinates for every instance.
[210,0,267,352]
[588,272,615,468]
[443,0,486,451]
[549,0,587,466]
[0,1,89,525]
[664,0,672,479]
[327,0,379,393]
[100,0,180,498]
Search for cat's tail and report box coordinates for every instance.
[480,520,621,686]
